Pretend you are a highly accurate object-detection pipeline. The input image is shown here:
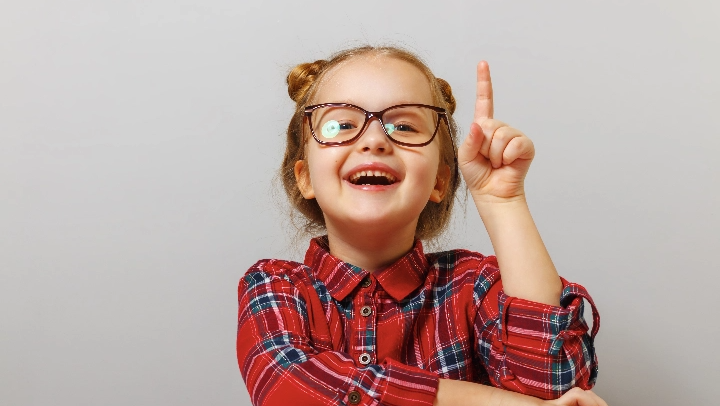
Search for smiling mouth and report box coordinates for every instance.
[348,170,398,186]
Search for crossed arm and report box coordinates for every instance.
[435,379,608,406]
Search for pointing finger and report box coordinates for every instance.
[474,61,493,124]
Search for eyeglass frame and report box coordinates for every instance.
[303,102,450,147]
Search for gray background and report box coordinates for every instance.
[1,1,718,405]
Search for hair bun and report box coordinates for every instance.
[435,77,456,115]
[287,60,328,103]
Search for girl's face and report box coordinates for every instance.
[294,55,450,235]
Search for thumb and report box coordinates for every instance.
[458,122,485,165]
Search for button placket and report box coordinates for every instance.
[353,276,376,367]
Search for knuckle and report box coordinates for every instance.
[491,126,505,139]
[480,119,500,132]
[493,125,514,140]
[511,135,530,149]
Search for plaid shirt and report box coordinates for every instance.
[237,237,599,406]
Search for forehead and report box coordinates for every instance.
[312,55,434,109]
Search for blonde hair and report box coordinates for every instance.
[280,46,460,241]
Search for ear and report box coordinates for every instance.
[429,164,451,203]
[294,160,315,199]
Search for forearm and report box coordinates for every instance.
[434,379,543,406]
[474,196,562,306]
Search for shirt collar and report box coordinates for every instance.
[304,236,429,302]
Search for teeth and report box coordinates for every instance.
[348,170,396,184]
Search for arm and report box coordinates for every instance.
[435,378,542,406]
[458,61,562,306]
[475,198,562,306]
[474,265,600,399]
[434,380,608,406]
[237,266,438,406]
[458,62,599,398]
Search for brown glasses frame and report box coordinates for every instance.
[304,103,449,147]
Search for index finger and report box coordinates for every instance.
[474,61,493,123]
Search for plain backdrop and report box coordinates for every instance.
[1,1,719,405]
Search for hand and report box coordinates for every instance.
[458,61,535,202]
[545,388,609,406]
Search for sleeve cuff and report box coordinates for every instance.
[497,279,599,356]
[377,358,439,406]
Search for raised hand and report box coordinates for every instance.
[458,61,535,202]
[459,61,563,307]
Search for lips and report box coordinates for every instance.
[344,163,401,187]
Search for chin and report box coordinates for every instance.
[340,207,420,232]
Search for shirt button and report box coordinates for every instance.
[348,390,361,404]
[360,306,372,317]
[358,352,371,365]
[361,277,371,288]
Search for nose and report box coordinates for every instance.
[356,116,391,153]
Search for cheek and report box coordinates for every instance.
[411,149,442,186]
[306,147,343,187]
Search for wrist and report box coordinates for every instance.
[471,191,527,209]
[472,195,531,224]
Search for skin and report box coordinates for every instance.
[435,381,609,406]
[459,61,563,306]
[294,55,450,271]
[295,56,608,406]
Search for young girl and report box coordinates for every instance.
[237,46,607,406]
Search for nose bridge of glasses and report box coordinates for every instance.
[362,110,390,135]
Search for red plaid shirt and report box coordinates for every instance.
[237,237,599,406]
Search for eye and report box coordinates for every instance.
[321,120,358,138]
[394,123,418,132]
[321,120,340,138]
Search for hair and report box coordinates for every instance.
[280,45,461,241]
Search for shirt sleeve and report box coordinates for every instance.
[473,256,600,400]
[237,268,439,406]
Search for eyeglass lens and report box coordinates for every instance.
[310,105,439,145]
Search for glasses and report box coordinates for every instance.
[304,103,449,147]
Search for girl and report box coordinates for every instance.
[237,46,607,406]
